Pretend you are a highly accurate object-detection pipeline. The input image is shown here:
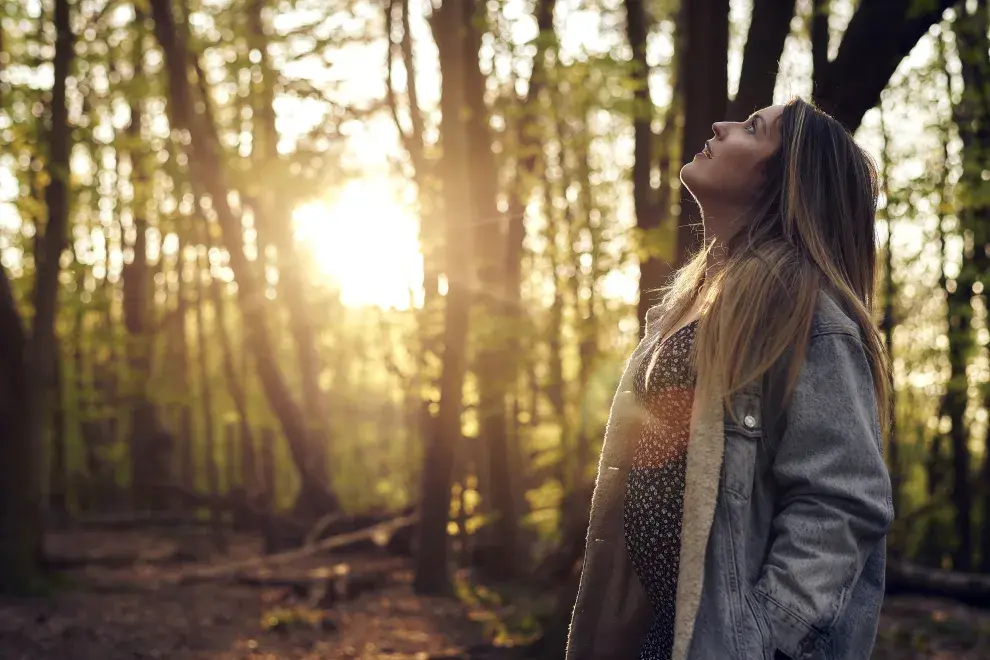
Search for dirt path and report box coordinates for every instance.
[0,529,987,659]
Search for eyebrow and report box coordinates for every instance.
[752,113,767,134]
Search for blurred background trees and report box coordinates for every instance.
[1,0,989,638]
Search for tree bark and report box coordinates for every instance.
[204,224,258,503]
[169,239,196,497]
[625,0,676,333]
[676,0,729,264]
[727,0,796,119]
[0,261,35,592]
[414,0,475,595]
[484,0,557,579]
[456,2,511,580]
[124,18,171,511]
[193,247,225,550]
[246,0,331,504]
[877,105,900,532]
[14,0,73,591]
[814,0,954,130]
[50,337,68,521]
[149,0,338,513]
[952,0,990,572]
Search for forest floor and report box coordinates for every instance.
[0,527,988,660]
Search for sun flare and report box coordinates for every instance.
[293,179,423,310]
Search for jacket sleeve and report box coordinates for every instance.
[753,331,894,659]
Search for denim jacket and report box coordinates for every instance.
[565,290,894,660]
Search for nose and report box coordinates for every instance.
[712,122,728,138]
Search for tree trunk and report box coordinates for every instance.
[205,224,258,503]
[247,0,331,505]
[193,248,225,550]
[573,118,599,488]
[174,240,196,495]
[677,0,729,264]
[925,33,953,542]
[944,2,990,571]
[625,0,676,332]
[49,338,68,521]
[149,0,338,513]
[457,3,517,578]
[544,175,568,489]
[124,21,171,511]
[15,0,73,591]
[0,261,36,592]
[414,0,475,595]
[877,105,900,530]
[728,0,796,119]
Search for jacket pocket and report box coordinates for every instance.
[744,590,773,660]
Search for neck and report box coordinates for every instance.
[706,247,726,280]
[699,202,742,280]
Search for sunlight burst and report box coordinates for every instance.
[293,179,423,310]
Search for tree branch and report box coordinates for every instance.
[815,0,954,130]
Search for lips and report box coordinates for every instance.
[703,140,713,159]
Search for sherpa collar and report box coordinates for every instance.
[565,304,726,660]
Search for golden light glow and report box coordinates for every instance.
[293,178,423,310]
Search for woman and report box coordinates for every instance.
[565,98,894,660]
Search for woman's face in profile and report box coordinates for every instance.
[681,104,785,214]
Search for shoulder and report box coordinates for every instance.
[810,288,861,340]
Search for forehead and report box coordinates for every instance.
[747,104,785,124]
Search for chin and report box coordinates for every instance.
[679,161,702,194]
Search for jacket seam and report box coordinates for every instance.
[754,587,823,636]
[808,328,858,341]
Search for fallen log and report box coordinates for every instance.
[170,513,417,584]
[303,512,348,546]
[43,546,192,570]
[886,558,990,607]
[235,563,394,608]
[66,512,212,529]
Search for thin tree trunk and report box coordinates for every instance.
[174,241,195,495]
[246,0,331,504]
[450,2,516,579]
[0,260,34,592]
[50,337,68,522]
[72,250,97,511]
[544,177,568,490]
[945,2,990,570]
[414,0,475,595]
[877,104,900,528]
[193,247,225,550]
[149,0,337,513]
[19,0,73,587]
[624,0,676,333]
[204,222,258,503]
[124,19,170,511]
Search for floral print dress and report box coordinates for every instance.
[624,319,699,659]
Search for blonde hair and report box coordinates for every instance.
[647,98,891,434]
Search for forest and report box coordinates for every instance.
[2,0,990,658]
